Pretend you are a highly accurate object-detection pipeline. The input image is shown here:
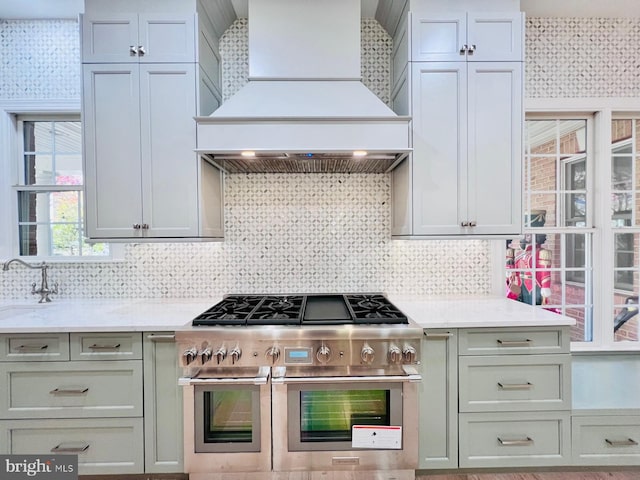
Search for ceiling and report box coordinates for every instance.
[0,0,636,20]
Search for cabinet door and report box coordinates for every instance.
[143,333,183,473]
[83,64,143,239]
[467,12,524,62]
[419,330,458,469]
[411,62,467,235]
[82,14,139,63]
[82,14,195,63]
[466,62,522,236]
[139,64,198,237]
[411,12,466,62]
[137,14,196,63]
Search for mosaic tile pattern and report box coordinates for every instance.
[526,17,640,98]
[0,20,80,100]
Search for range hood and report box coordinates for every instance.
[195,0,411,173]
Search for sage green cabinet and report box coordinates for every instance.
[419,329,458,469]
[143,332,183,474]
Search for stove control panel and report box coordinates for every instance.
[179,337,421,368]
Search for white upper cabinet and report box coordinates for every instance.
[81,14,196,63]
[411,11,523,62]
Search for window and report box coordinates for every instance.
[506,117,594,344]
[14,115,108,258]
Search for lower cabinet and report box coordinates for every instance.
[572,415,640,465]
[419,329,458,469]
[0,331,183,476]
[459,411,571,468]
[0,418,144,475]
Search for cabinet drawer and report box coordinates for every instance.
[572,415,640,465]
[459,411,571,468]
[0,417,143,475]
[0,361,142,419]
[70,332,142,360]
[459,354,571,412]
[0,334,69,361]
[459,327,570,355]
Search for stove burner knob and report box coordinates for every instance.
[316,345,331,364]
[230,346,242,364]
[214,346,227,365]
[388,345,402,364]
[265,346,280,364]
[200,346,213,364]
[402,345,417,364]
[183,347,198,366]
[361,344,375,365]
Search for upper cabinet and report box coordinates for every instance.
[411,11,523,62]
[80,0,225,241]
[81,14,196,64]
[391,4,524,238]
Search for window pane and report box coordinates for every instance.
[528,195,557,226]
[560,122,586,154]
[23,120,83,186]
[528,156,556,192]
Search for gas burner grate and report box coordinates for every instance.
[192,295,264,326]
[345,294,408,324]
[247,295,304,325]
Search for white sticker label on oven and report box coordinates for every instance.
[351,425,402,449]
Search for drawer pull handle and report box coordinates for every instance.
[16,344,48,351]
[147,334,175,342]
[498,382,533,390]
[498,436,533,446]
[423,332,453,339]
[497,339,532,347]
[606,438,638,447]
[88,343,121,350]
[50,388,89,395]
[51,443,90,453]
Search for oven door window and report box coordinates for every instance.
[194,384,261,453]
[288,382,403,451]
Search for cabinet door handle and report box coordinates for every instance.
[605,438,639,447]
[423,332,453,339]
[16,344,48,351]
[129,45,137,56]
[147,334,175,342]
[461,221,469,227]
[498,382,533,390]
[469,221,477,227]
[141,223,149,230]
[497,339,532,347]
[50,388,89,395]
[51,443,90,453]
[89,343,121,351]
[498,436,533,446]
[137,45,146,56]
[459,44,468,54]
[133,223,141,230]
[468,44,476,55]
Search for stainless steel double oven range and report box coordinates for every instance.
[177,293,422,480]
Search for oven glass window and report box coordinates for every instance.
[203,390,254,443]
[299,389,390,442]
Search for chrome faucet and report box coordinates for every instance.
[2,259,59,303]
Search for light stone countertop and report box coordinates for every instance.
[389,295,575,329]
[0,294,574,333]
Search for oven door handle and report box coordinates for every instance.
[271,365,421,384]
[178,366,270,386]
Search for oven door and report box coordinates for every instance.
[179,366,271,473]
[271,366,421,473]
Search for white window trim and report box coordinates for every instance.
[492,97,640,353]
[0,99,124,262]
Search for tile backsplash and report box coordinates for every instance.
[2,15,639,300]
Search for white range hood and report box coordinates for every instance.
[195,0,411,173]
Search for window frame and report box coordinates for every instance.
[493,98,640,352]
[0,100,123,262]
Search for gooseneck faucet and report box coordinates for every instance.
[2,259,59,303]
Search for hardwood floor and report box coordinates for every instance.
[417,472,640,480]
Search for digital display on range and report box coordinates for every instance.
[285,347,313,364]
